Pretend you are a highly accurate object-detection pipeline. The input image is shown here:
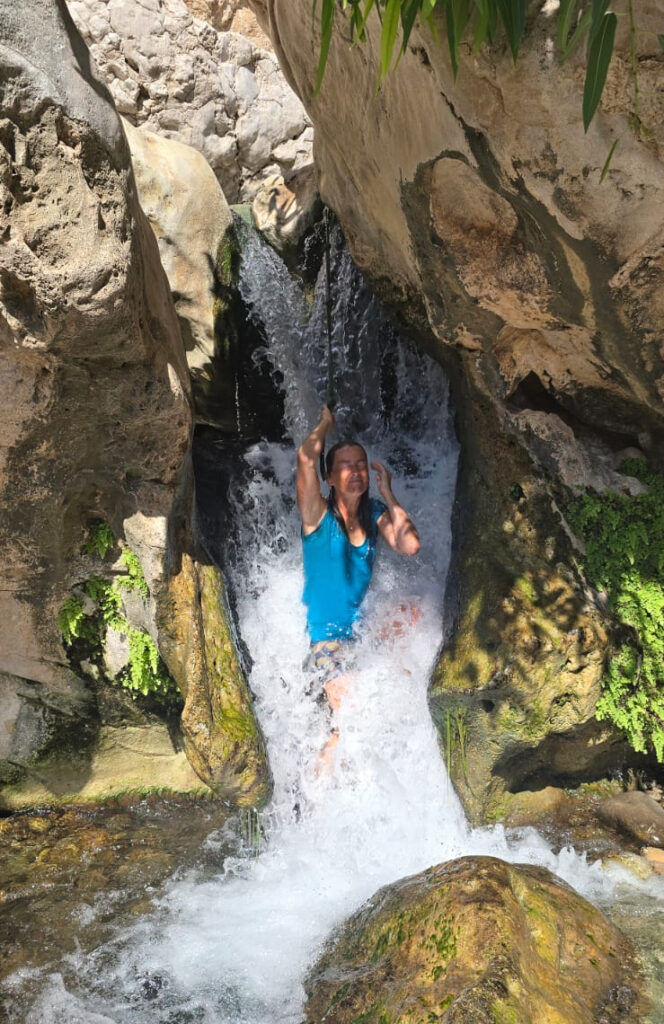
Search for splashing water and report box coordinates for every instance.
[7,225,664,1023]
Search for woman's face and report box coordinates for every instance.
[327,445,369,499]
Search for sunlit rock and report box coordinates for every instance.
[68,0,312,202]
[304,856,646,1024]
[251,165,319,251]
[124,120,236,424]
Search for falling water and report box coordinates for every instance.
[5,224,663,1023]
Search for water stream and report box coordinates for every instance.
[4,224,663,1023]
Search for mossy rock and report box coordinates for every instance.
[430,380,641,825]
[158,552,271,808]
[303,856,646,1024]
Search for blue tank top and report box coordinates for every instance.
[302,498,387,642]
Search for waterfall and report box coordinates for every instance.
[8,224,664,1024]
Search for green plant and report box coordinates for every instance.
[124,627,178,706]
[117,548,149,598]
[58,596,87,646]
[85,521,116,559]
[313,1,659,135]
[58,531,179,713]
[568,461,664,760]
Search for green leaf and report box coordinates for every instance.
[496,0,526,62]
[379,0,402,79]
[446,0,459,77]
[589,0,612,43]
[472,0,491,53]
[400,0,421,53]
[560,7,592,61]
[599,137,618,182]
[658,33,664,52]
[582,11,617,130]
[557,0,579,53]
[314,0,335,94]
[358,0,376,39]
[446,0,470,75]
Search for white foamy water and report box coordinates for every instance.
[7,225,663,1024]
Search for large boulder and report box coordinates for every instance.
[68,0,313,202]
[249,0,664,818]
[304,856,645,1024]
[123,120,236,425]
[0,0,269,808]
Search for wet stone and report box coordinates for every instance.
[598,792,664,849]
[0,799,233,983]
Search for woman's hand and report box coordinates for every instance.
[370,460,393,502]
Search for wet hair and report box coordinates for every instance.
[323,440,373,541]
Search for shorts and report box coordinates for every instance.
[303,639,355,709]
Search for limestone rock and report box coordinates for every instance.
[598,792,664,848]
[304,856,645,1024]
[0,0,269,807]
[249,0,664,819]
[123,120,235,423]
[251,164,319,250]
[67,0,312,202]
[183,0,271,49]
[0,724,211,810]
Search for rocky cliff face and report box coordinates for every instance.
[249,0,664,819]
[68,0,312,203]
[0,0,270,808]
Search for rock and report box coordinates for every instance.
[123,120,235,424]
[183,0,271,49]
[68,0,312,202]
[0,0,269,808]
[103,625,130,678]
[0,725,211,810]
[643,847,664,874]
[598,792,664,848]
[304,856,645,1024]
[249,0,664,820]
[158,554,271,807]
[251,164,319,250]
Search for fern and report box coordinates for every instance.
[568,462,664,761]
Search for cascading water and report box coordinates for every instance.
[6,224,664,1024]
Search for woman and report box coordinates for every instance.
[297,406,420,758]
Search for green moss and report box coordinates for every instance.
[215,226,239,291]
[568,461,664,760]
[513,574,537,604]
[216,702,259,745]
[424,915,458,962]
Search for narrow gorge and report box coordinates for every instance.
[1,2,663,1022]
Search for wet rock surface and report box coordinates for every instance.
[303,855,646,1024]
[0,799,231,982]
[598,792,664,849]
